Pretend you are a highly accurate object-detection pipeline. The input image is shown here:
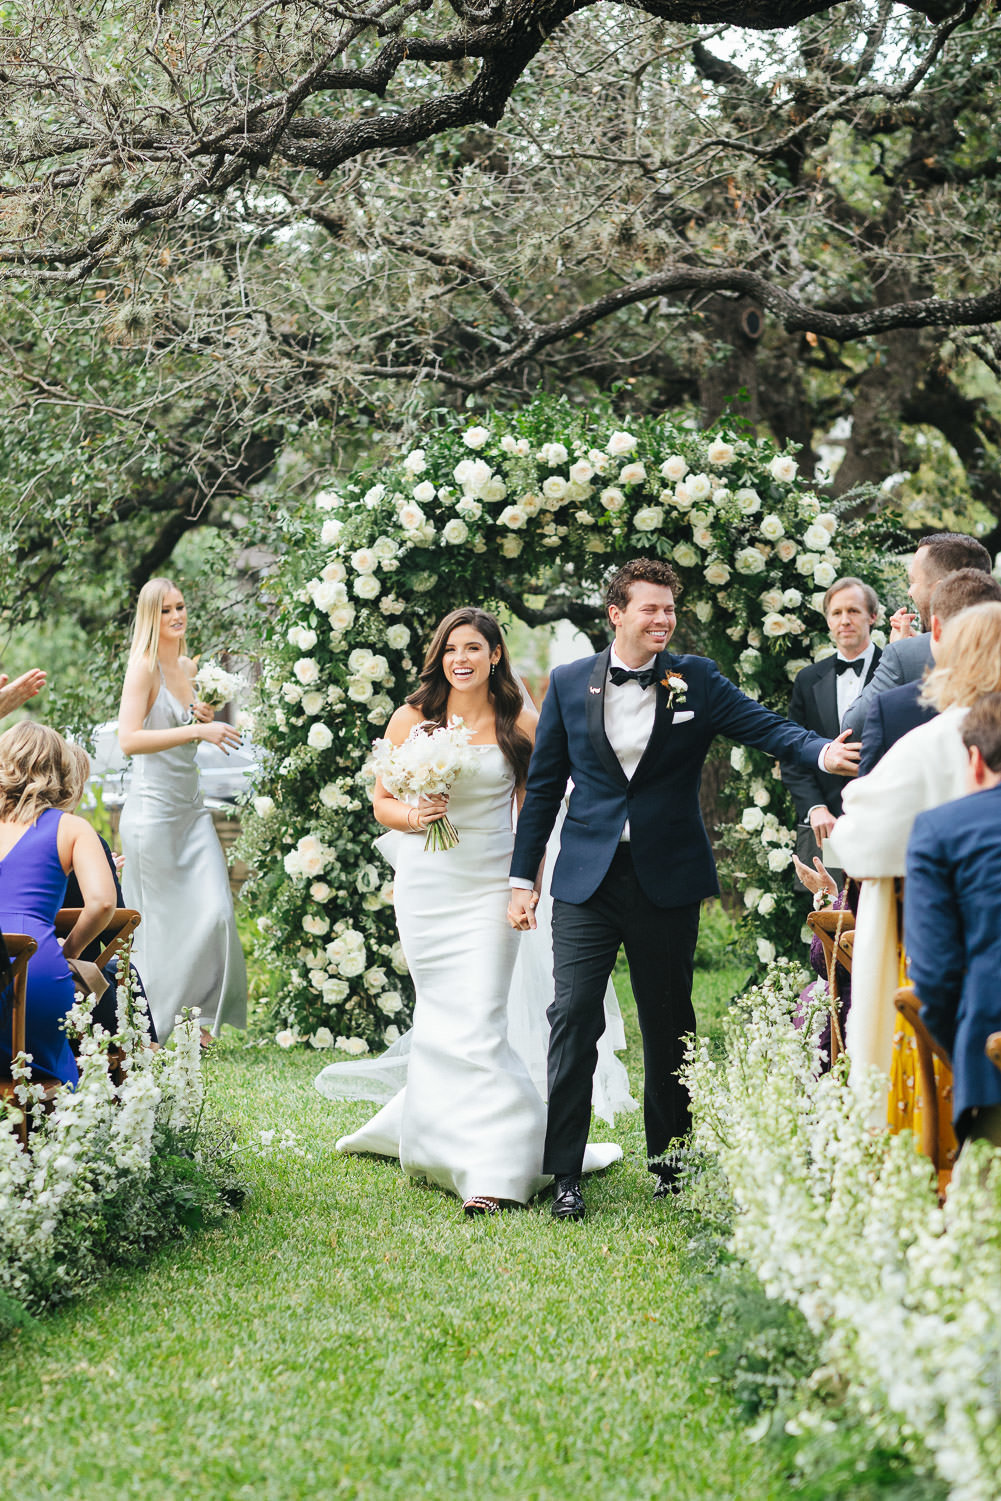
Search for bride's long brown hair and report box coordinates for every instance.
[406,608,533,787]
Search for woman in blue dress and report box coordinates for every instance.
[0,723,118,1084]
[118,577,247,1044]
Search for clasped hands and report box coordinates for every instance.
[507,888,540,931]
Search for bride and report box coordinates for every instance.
[316,606,626,1214]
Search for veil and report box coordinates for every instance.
[316,668,638,1124]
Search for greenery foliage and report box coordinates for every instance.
[237,391,888,1045]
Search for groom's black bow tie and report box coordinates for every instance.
[609,664,659,690]
[835,658,865,677]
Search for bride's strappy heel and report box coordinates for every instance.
[462,1195,501,1216]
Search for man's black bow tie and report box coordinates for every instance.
[609,665,659,690]
[835,658,865,677]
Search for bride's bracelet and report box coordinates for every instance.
[406,806,422,832]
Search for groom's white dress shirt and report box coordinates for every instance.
[604,646,658,841]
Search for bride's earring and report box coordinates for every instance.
[490,662,496,677]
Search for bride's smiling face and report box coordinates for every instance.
[159,589,187,649]
[441,626,500,692]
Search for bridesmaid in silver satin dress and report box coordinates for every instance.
[117,578,247,1044]
[320,608,621,1214]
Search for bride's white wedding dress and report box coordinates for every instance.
[316,745,628,1203]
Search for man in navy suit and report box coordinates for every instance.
[781,576,880,865]
[905,694,1001,1148]
[857,569,1001,774]
[507,557,860,1219]
[842,531,993,739]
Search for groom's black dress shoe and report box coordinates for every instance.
[551,1175,585,1221]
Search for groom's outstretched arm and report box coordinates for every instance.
[510,671,572,886]
[704,662,857,773]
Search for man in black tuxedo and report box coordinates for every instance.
[857,569,1001,774]
[781,577,880,868]
[507,558,860,1220]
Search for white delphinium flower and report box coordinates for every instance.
[162,1010,205,1133]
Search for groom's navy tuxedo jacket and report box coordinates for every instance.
[511,648,828,909]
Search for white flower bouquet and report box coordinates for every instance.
[192,658,244,709]
[368,718,480,852]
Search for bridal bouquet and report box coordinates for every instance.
[368,718,480,852]
[192,658,244,709]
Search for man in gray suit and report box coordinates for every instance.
[842,531,993,739]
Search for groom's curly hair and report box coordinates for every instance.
[605,558,682,613]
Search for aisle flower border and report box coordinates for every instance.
[238,393,891,1047]
[684,960,1001,1501]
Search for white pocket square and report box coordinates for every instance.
[672,710,695,723]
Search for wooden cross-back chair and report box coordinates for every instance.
[806,898,856,1064]
[0,933,61,1146]
[53,908,142,970]
[893,986,955,1178]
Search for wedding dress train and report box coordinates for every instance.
[316,745,631,1203]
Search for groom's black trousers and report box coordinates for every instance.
[543,844,701,1178]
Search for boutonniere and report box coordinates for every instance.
[661,673,688,711]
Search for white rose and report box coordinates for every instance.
[294,657,319,685]
[606,430,637,456]
[730,746,749,772]
[403,448,427,474]
[310,881,331,902]
[687,473,711,501]
[769,455,798,483]
[782,588,803,608]
[310,1027,335,1050]
[309,579,342,612]
[813,561,837,588]
[322,560,347,583]
[704,561,731,586]
[757,893,776,916]
[761,589,784,612]
[500,434,518,454]
[319,783,339,808]
[442,518,469,546]
[538,441,569,467]
[760,515,785,541]
[398,502,426,532]
[275,1029,296,1049]
[500,535,523,558]
[775,539,798,563]
[329,604,356,634]
[757,938,776,966]
[456,496,483,521]
[354,574,381,600]
[336,1037,370,1056]
[707,439,735,465]
[767,846,789,873]
[351,547,378,574]
[301,690,325,715]
[743,887,762,909]
[303,913,330,936]
[520,494,541,516]
[574,510,595,527]
[515,438,532,457]
[673,543,698,568]
[740,647,762,673]
[735,547,767,576]
[817,512,838,535]
[542,476,568,502]
[692,525,714,550]
[585,537,608,554]
[281,679,301,703]
[784,658,811,682]
[364,965,387,992]
[412,480,436,504]
[481,478,507,504]
[252,795,275,818]
[386,624,410,650]
[499,505,527,530]
[694,600,713,622]
[363,483,386,507]
[361,653,389,680]
[307,723,333,751]
[569,459,594,485]
[762,612,790,638]
[463,425,490,450]
[803,522,832,552]
[378,991,404,1015]
[320,518,342,547]
[347,676,373,702]
[633,506,663,532]
[741,806,765,832]
[796,551,820,577]
[799,494,821,517]
[619,462,647,486]
[735,488,761,515]
[600,488,626,512]
[661,455,688,482]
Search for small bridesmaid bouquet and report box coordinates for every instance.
[368,718,480,852]
[192,657,245,709]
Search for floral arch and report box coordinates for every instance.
[239,394,890,1049]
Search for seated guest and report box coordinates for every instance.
[792,852,856,1070]
[0,669,46,723]
[858,570,1001,774]
[905,694,1001,1149]
[828,602,1001,1141]
[842,531,992,739]
[782,576,880,874]
[55,743,157,1042]
[0,724,116,1085]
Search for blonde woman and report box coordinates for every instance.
[0,724,117,1084]
[830,602,1001,1153]
[118,578,246,1044]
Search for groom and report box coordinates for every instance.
[508,557,859,1220]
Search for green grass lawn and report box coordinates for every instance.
[0,961,808,1501]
